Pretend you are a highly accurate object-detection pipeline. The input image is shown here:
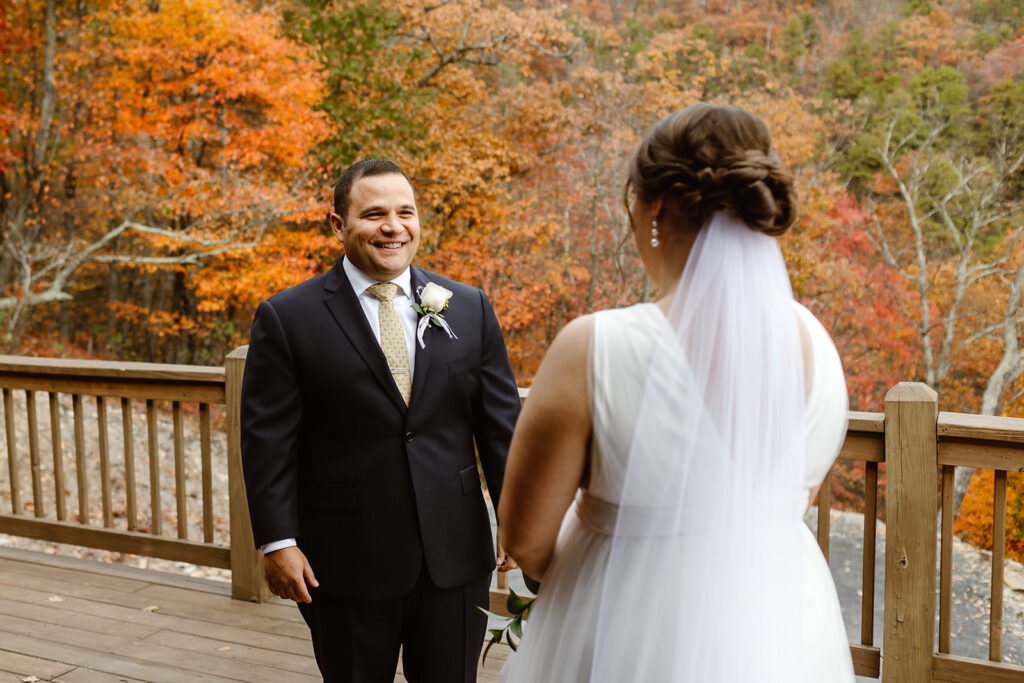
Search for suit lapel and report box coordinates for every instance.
[322,258,408,415]
[409,267,434,410]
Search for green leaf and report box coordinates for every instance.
[510,615,523,639]
[482,630,502,665]
[411,303,425,315]
[523,574,541,594]
[476,606,511,622]
[507,588,533,615]
[506,628,520,652]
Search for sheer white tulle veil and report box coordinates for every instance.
[589,211,806,681]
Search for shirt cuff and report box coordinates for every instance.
[260,538,297,554]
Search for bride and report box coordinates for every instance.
[498,103,855,682]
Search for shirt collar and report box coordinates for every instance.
[342,256,413,299]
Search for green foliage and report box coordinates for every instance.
[970,29,1000,53]
[843,28,873,76]
[905,0,934,15]
[835,138,885,191]
[281,0,429,168]
[692,21,719,55]
[909,65,970,131]
[781,15,809,72]
[969,0,1024,30]
[874,22,905,75]
[823,59,865,100]
[477,581,539,663]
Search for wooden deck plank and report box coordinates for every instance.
[0,629,234,683]
[53,668,147,683]
[140,630,318,675]
[0,581,312,657]
[0,648,76,680]
[0,596,163,640]
[0,559,306,639]
[0,611,311,683]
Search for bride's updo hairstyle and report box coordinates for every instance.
[627,103,798,236]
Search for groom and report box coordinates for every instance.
[240,158,521,682]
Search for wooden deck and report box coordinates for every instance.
[0,546,511,682]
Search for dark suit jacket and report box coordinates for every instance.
[241,258,521,600]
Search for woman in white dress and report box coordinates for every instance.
[499,103,855,682]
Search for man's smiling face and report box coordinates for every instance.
[330,172,421,281]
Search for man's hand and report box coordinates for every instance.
[495,532,518,573]
[264,545,319,603]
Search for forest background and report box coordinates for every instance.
[3,0,1024,558]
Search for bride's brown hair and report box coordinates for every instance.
[626,103,798,236]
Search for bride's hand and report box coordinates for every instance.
[496,530,519,572]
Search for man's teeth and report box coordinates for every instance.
[377,243,403,249]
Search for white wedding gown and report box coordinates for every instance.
[505,302,855,682]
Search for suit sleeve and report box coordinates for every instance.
[241,300,302,548]
[472,289,522,516]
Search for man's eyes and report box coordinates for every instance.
[362,210,415,219]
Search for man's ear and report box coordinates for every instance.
[328,212,345,241]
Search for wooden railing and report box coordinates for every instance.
[825,409,884,678]
[0,352,264,601]
[0,356,1022,681]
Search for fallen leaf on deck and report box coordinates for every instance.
[141,605,160,612]
[47,595,65,602]
[22,676,40,682]
[217,645,231,652]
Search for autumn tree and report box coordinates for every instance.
[1,0,329,360]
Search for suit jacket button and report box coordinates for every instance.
[405,432,414,442]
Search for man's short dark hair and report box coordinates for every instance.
[332,159,413,223]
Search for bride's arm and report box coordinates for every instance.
[498,315,593,581]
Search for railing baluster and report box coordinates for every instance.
[990,469,1007,662]
[147,399,161,535]
[3,388,21,515]
[49,392,66,521]
[200,403,213,543]
[97,396,112,528]
[817,470,831,562]
[940,464,954,654]
[26,390,43,517]
[173,401,187,540]
[862,461,878,647]
[122,398,137,531]
[73,393,88,524]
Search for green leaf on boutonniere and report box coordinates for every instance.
[411,303,425,315]
[523,574,541,594]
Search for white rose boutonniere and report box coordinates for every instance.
[412,282,458,348]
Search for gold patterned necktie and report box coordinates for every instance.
[367,283,412,405]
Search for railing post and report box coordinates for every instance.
[882,382,938,682]
[226,345,267,602]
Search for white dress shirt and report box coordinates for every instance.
[261,257,420,555]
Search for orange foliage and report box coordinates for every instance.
[955,470,1024,564]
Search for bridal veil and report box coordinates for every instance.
[589,211,806,681]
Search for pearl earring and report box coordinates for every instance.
[650,218,660,248]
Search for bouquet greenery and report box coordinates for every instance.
[477,574,541,663]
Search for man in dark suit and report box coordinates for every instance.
[241,158,521,682]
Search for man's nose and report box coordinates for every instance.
[381,212,403,232]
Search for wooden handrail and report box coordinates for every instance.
[0,354,225,382]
